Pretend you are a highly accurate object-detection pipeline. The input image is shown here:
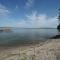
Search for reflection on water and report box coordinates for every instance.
[0,28,59,46]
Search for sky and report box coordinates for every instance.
[0,0,60,28]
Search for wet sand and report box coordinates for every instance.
[0,39,60,60]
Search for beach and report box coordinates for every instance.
[0,39,60,60]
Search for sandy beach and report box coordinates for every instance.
[0,39,60,60]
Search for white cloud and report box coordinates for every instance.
[16,11,58,28]
[0,4,10,16]
[25,0,34,8]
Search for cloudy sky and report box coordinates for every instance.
[0,0,60,28]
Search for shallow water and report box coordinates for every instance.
[0,28,59,46]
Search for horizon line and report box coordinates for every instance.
[0,27,57,29]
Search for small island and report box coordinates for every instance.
[0,28,12,32]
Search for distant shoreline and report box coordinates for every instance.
[0,27,57,29]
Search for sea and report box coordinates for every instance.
[0,28,60,46]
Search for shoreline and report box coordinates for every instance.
[0,39,47,48]
[0,39,60,60]
[0,34,60,48]
[0,40,45,51]
[51,34,60,39]
[0,34,60,49]
[0,34,60,50]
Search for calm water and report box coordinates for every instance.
[0,28,60,46]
